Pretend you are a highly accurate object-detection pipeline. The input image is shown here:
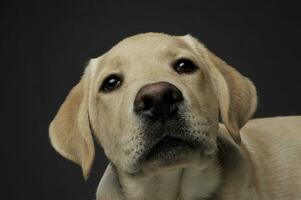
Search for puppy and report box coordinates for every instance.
[49,33,301,200]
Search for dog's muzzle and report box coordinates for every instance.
[132,82,212,166]
[133,82,183,121]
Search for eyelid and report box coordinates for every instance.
[174,57,197,64]
[102,73,123,84]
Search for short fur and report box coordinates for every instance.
[49,33,301,200]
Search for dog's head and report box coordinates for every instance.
[49,33,257,179]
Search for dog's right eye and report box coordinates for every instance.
[100,74,122,92]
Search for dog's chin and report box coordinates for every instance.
[144,136,196,162]
[137,135,210,171]
[121,116,218,175]
[121,137,216,175]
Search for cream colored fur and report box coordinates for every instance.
[49,33,301,200]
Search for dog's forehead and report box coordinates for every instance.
[91,33,196,75]
[108,33,191,59]
[118,33,186,48]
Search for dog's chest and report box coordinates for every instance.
[123,166,221,200]
[122,169,182,200]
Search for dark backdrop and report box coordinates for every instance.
[1,1,301,199]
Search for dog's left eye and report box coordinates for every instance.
[100,74,122,92]
[173,58,198,74]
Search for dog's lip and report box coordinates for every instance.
[142,135,198,161]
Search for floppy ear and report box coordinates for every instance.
[49,74,95,179]
[207,51,257,144]
[183,35,257,144]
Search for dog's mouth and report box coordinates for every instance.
[143,135,199,163]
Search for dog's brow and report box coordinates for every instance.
[97,55,124,74]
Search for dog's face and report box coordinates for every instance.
[49,33,257,179]
[91,34,220,174]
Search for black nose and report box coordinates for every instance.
[134,82,184,121]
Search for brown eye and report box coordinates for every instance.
[100,74,122,92]
[173,58,198,74]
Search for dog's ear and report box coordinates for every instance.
[182,35,257,144]
[49,73,94,180]
[207,51,257,144]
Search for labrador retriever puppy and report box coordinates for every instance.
[49,33,301,200]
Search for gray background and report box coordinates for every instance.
[1,1,301,199]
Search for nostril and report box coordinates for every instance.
[163,90,174,104]
[134,95,155,112]
[163,88,184,104]
[142,96,154,111]
[173,91,184,103]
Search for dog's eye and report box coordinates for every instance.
[173,58,198,74]
[100,74,122,92]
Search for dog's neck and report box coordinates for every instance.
[97,157,221,200]
[96,127,254,200]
